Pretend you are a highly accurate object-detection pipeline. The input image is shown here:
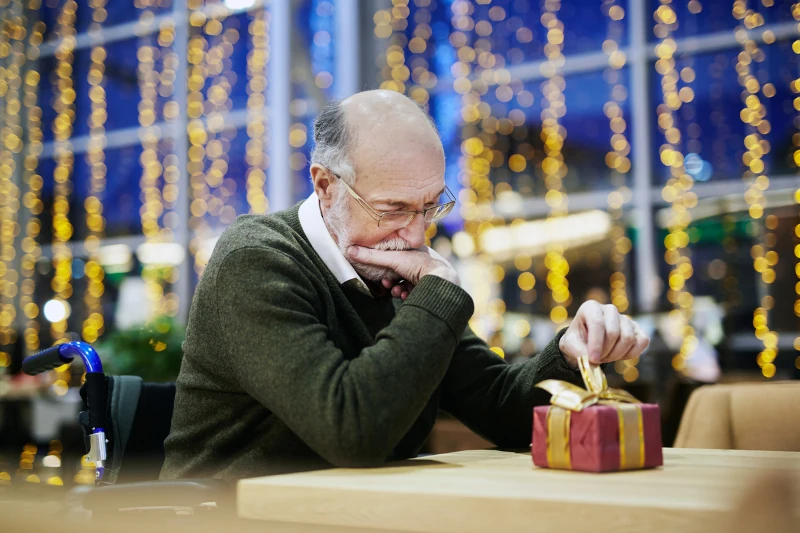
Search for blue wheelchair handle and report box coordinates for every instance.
[23,341,108,482]
[22,341,103,375]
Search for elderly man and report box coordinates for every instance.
[160,90,649,480]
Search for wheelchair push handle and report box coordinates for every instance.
[22,340,108,482]
[22,344,73,375]
[22,340,104,376]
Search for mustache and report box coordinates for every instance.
[372,238,412,252]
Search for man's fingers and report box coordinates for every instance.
[385,280,415,299]
[561,330,589,362]
[581,303,606,364]
[629,321,651,359]
[602,314,635,363]
[349,246,405,270]
[348,246,427,283]
[600,305,621,363]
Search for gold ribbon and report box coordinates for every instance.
[536,354,645,470]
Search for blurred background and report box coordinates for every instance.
[0,0,798,486]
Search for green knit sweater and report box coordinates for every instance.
[159,204,584,480]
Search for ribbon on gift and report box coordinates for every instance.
[536,354,645,470]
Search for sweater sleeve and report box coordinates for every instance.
[214,247,474,467]
[440,327,585,448]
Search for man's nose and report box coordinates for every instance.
[398,213,427,249]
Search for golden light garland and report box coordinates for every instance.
[202,6,238,229]
[602,0,631,314]
[81,0,107,344]
[245,7,269,215]
[157,6,180,318]
[476,3,536,347]
[20,10,45,354]
[50,0,77,347]
[187,0,211,278]
[407,0,437,108]
[602,0,635,382]
[733,0,779,378]
[505,12,538,315]
[793,1,800,366]
[654,1,699,374]
[0,0,25,367]
[137,1,167,316]
[375,0,410,94]
[189,3,238,277]
[540,0,570,327]
[137,0,180,318]
[446,0,511,354]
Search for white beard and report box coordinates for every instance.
[324,201,411,282]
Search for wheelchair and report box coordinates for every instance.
[22,341,233,521]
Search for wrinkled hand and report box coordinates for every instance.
[347,245,459,295]
[558,301,650,369]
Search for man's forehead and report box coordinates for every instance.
[364,169,447,206]
[357,166,445,189]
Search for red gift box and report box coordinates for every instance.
[532,403,663,472]
[530,356,663,473]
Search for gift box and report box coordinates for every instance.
[531,356,663,472]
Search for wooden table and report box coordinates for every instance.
[237,448,800,532]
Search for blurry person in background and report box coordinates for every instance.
[160,90,651,480]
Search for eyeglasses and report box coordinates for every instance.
[332,172,456,231]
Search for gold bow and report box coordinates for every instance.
[535,354,645,470]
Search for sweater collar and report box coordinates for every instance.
[298,192,372,297]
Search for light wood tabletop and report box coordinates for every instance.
[237,448,800,532]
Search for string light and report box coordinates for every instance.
[733,0,779,378]
[158,2,180,319]
[793,2,800,367]
[539,0,571,327]
[0,0,25,365]
[506,10,538,312]
[376,0,411,94]
[245,7,269,214]
[450,1,514,352]
[407,0,437,109]
[187,0,212,278]
[447,1,485,334]
[193,2,239,275]
[82,0,107,344]
[138,0,181,318]
[187,2,239,277]
[20,5,45,354]
[138,0,167,316]
[602,0,632,313]
[654,0,699,374]
[602,0,635,382]
[50,0,78,346]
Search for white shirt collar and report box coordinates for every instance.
[298,192,370,292]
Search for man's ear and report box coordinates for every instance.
[310,164,335,208]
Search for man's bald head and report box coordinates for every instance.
[310,90,443,186]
